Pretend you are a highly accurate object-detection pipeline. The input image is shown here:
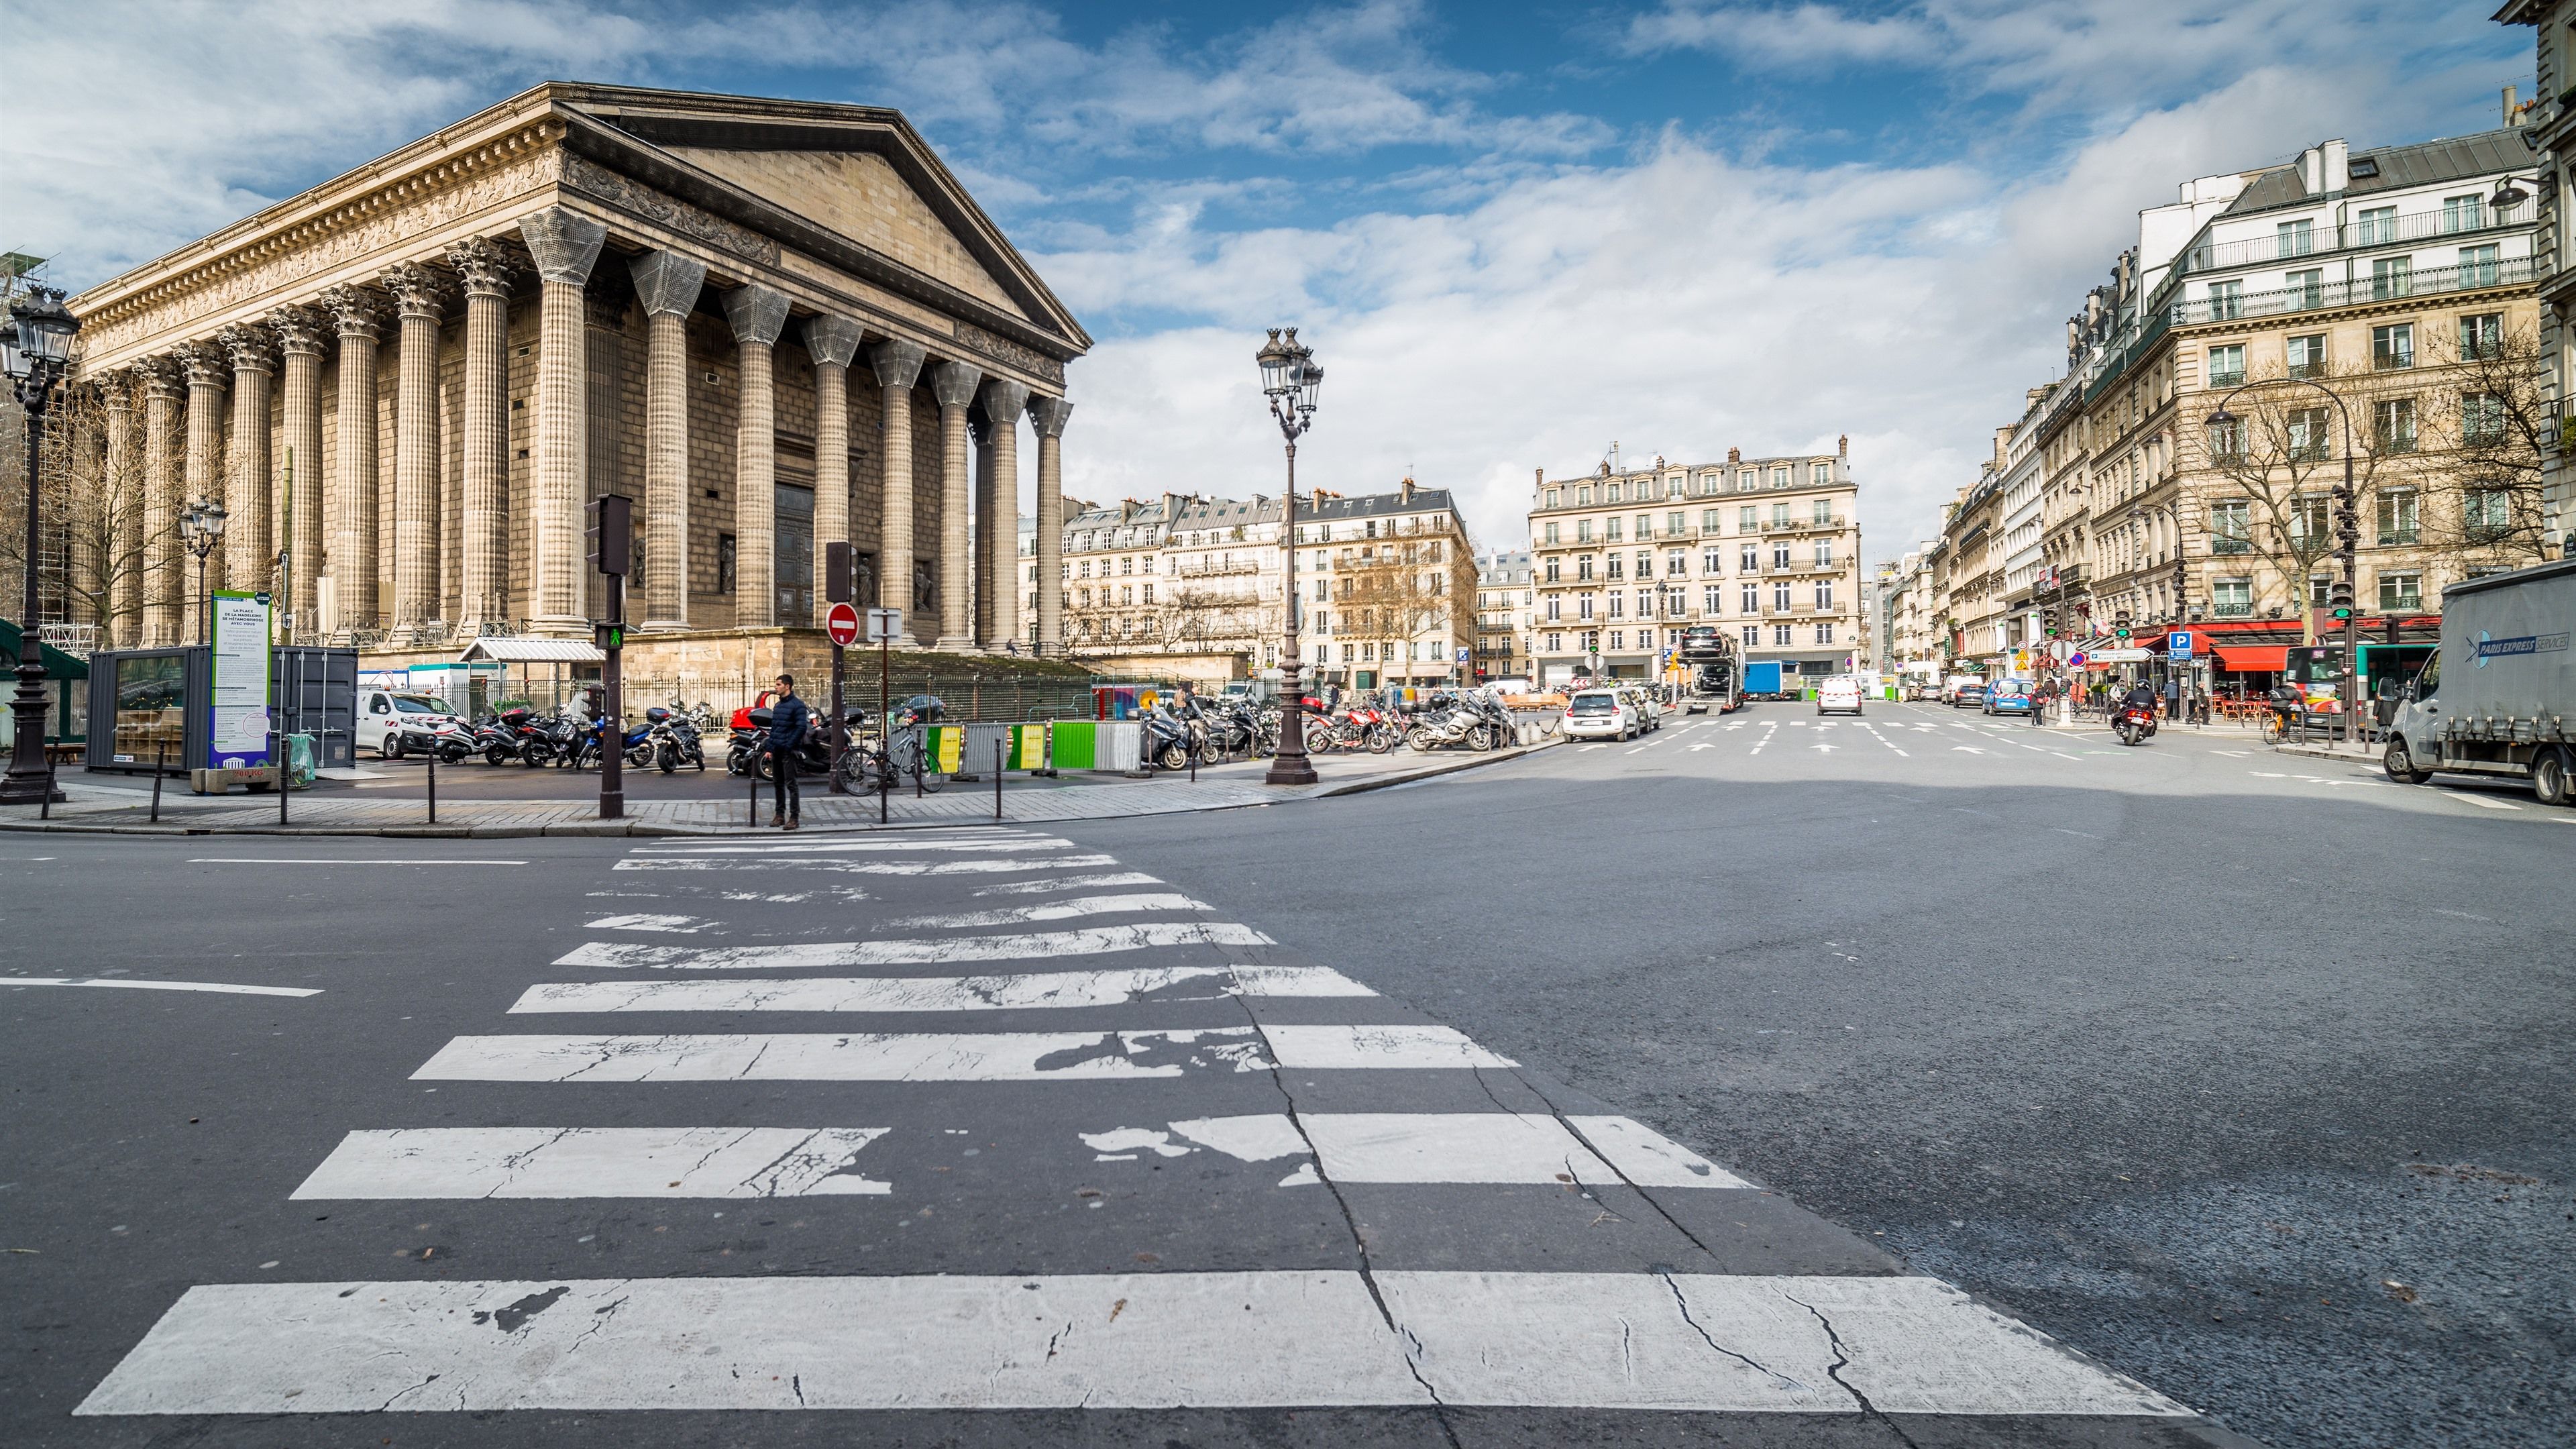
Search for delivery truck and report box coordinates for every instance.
[2379,557,2574,805]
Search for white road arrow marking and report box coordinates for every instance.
[1952,746,1986,755]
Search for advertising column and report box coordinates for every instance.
[209,590,274,772]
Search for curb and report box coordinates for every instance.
[0,740,1558,839]
[2270,742,2379,764]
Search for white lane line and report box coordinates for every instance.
[582,914,712,933]
[971,871,1162,896]
[2211,749,2250,757]
[510,965,1375,1014]
[1083,1112,1749,1187]
[613,854,1119,875]
[5,977,321,998]
[631,838,1076,856]
[885,893,1210,929]
[411,1023,1505,1081]
[185,858,527,866]
[75,1271,2190,1415]
[2445,792,2522,811]
[290,1127,893,1199]
[554,922,1273,970]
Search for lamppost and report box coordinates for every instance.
[3,284,80,806]
[1258,328,1322,786]
[179,496,228,646]
[2129,500,2194,718]
[2206,379,2361,740]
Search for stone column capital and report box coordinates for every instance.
[269,305,329,357]
[317,283,386,341]
[446,237,517,299]
[869,337,927,390]
[98,372,136,411]
[382,261,451,321]
[979,378,1031,425]
[628,250,707,319]
[1027,394,1074,439]
[178,339,230,390]
[804,314,862,368]
[722,284,790,346]
[217,322,278,376]
[137,355,184,400]
[929,359,983,409]
[515,206,608,286]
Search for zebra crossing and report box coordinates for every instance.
[76,824,2237,1440]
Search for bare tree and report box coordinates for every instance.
[2196,360,2381,639]
[2422,319,2553,572]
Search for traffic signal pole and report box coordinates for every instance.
[588,494,632,821]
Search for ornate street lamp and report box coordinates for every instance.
[1258,327,1322,786]
[180,495,229,646]
[2,283,80,806]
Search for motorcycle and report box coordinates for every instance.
[1405,694,1495,752]
[1142,703,1195,773]
[2113,702,2159,747]
[394,716,475,763]
[644,706,707,773]
[473,709,530,766]
[731,704,868,780]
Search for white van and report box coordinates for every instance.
[356,688,461,758]
[1817,676,1864,716]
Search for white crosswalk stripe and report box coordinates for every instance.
[508,965,1374,1014]
[76,1271,2187,1417]
[80,827,2216,1438]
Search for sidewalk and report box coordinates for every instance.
[0,737,1554,838]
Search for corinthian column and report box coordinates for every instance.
[448,239,514,632]
[382,262,449,639]
[1027,394,1072,657]
[869,339,926,643]
[101,378,141,647]
[180,341,229,623]
[140,360,182,645]
[515,206,608,633]
[627,250,705,631]
[806,315,862,628]
[319,283,384,636]
[219,324,277,604]
[928,359,982,649]
[722,284,789,629]
[271,307,327,641]
[978,378,1029,649]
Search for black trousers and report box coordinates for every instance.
[769,744,800,819]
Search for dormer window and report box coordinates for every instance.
[2347,156,2379,180]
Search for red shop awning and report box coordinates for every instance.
[2212,644,2288,672]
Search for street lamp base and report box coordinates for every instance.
[1263,757,1320,787]
[0,771,67,806]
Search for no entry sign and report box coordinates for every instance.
[826,602,861,647]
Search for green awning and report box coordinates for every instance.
[0,618,91,679]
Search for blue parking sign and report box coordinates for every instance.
[2169,630,2194,658]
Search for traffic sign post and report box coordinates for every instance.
[824,544,854,794]
[586,494,631,820]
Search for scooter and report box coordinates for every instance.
[2113,703,2159,747]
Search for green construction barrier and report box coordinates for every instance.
[1049,720,1098,769]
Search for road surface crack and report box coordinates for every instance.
[1782,1291,1923,1448]
[1230,991,1463,1449]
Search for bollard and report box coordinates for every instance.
[879,735,890,825]
[749,761,759,828]
[427,751,437,824]
[914,724,924,799]
[150,739,166,823]
[40,755,56,820]
[995,739,1004,822]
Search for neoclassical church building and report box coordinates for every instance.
[65,82,1085,682]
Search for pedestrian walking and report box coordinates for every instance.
[765,673,810,830]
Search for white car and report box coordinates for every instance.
[1817,677,1864,716]
[1562,690,1638,740]
[358,688,462,758]
[1617,686,1662,731]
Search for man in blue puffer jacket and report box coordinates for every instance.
[765,674,809,830]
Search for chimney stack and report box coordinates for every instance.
[1837,434,1849,458]
[1399,476,1415,506]
[2322,139,2349,194]
[2506,84,2522,127]
[1726,446,1741,464]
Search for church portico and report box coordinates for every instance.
[64,83,1085,667]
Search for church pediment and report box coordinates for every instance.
[658,147,1023,320]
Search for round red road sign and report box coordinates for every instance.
[825,602,861,647]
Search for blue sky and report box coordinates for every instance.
[1,0,2535,564]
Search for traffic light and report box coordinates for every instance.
[586,494,632,576]
[594,623,625,650]
[2328,577,2354,622]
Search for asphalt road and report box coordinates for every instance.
[1,704,2565,1447]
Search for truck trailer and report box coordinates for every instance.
[2379,558,2573,805]
[1741,660,1784,700]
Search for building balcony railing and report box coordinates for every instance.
[2212,602,2255,619]
[2171,201,2532,280]
[1177,561,1260,578]
[2173,255,2538,326]
[1760,516,1845,534]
